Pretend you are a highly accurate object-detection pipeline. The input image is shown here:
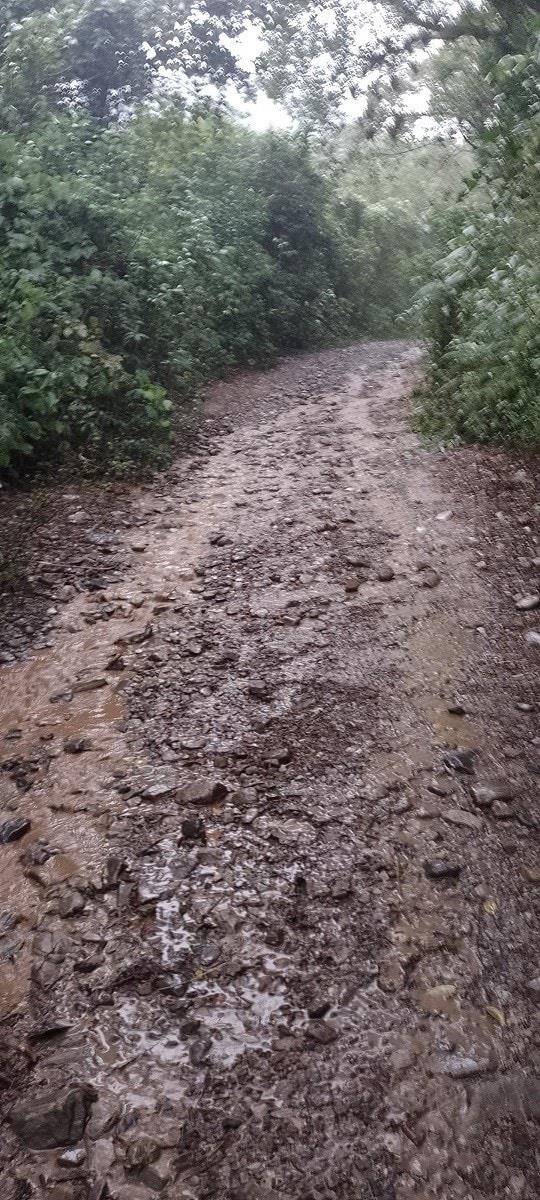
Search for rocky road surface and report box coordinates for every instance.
[0,340,539,1200]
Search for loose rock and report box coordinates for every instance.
[178,779,228,805]
[444,807,483,831]
[471,779,516,807]
[424,858,461,880]
[515,593,540,611]
[63,737,92,754]
[10,1084,97,1149]
[58,888,86,917]
[58,1147,87,1167]
[443,749,475,775]
[0,817,31,844]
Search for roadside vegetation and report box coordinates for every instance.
[0,1,538,478]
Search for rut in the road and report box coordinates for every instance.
[1,341,539,1200]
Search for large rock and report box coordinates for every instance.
[178,779,227,805]
[10,1083,97,1149]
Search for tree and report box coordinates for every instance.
[256,1,540,130]
[0,0,259,127]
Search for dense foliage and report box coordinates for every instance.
[417,32,540,445]
[0,112,366,474]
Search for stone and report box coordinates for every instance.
[116,1187,154,1200]
[91,1137,115,1174]
[307,999,331,1019]
[436,1056,489,1079]
[522,866,540,884]
[471,778,516,808]
[443,749,475,775]
[181,816,206,841]
[178,780,227,805]
[377,565,395,582]
[421,568,441,589]
[106,653,126,672]
[492,800,513,820]
[125,1135,160,1172]
[343,577,360,592]
[515,594,540,611]
[0,817,31,843]
[143,782,177,800]
[305,1020,338,1044]
[346,553,370,568]
[424,859,461,880]
[72,677,107,694]
[447,702,466,716]
[189,1037,212,1065]
[525,631,540,646]
[427,778,453,797]
[248,680,270,700]
[58,1147,87,1167]
[58,889,86,918]
[86,1099,122,1140]
[10,1083,97,1149]
[140,1152,174,1192]
[444,808,483,831]
[418,983,457,1013]
[63,737,92,754]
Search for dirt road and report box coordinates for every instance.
[1,341,539,1200]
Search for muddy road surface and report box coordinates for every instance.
[1,340,539,1200]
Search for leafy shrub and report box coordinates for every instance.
[0,111,365,477]
[416,36,540,446]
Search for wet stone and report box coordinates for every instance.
[248,679,271,700]
[125,1135,160,1172]
[10,1083,97,1149]
[178,779,227,805]
[423,858,461,881]
[307,999,331,1019]
[72,677,107,694]
[58,1147,87,1168]
[58,889,86,918]
[428,778,453,797]
[0,817,31,843]
[471,778,516,807]
[491,800,514,820]
[515,593,540,611]
[181,816,206,841]
[444,807,483,831]
[420,568,441,589]
[436,1055,490,1079]
[443,749,475,775]
[189,1036,212,1065]
[63,737,92,755]
[305,1020,338,1045]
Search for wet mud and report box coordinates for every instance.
[0,340,539,1200]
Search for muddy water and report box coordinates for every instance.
[1,341,539,1200]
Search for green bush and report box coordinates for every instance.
[0,112,362,477]
[416,36,540,446]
